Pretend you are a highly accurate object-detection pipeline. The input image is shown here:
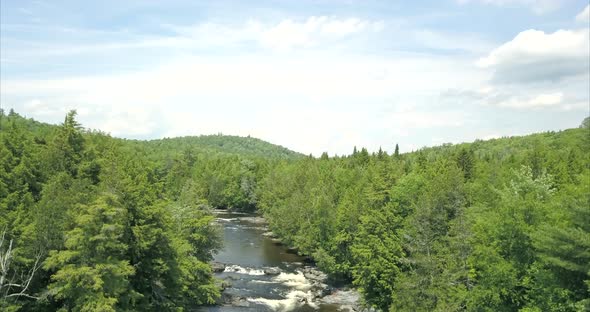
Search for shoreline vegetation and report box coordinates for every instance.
[208,211,364,311]
[1,109,588,311]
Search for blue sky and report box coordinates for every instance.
[1,0,589,155]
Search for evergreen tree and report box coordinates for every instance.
[1,110,589,311]
[45,194,135,312]
[456,147,475,180]
[46,110,85,177]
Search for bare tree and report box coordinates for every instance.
[0,230,41,300]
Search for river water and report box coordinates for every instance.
[198,211,360,312]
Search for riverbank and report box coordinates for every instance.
[202,210,369,312]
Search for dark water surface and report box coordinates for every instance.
[198,211,356,312]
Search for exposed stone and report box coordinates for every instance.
[286,246,299,254]
[238,216,267,224]
[220,280,232,290]
[303,266,328,282]
[210,262,226,272]
[320,289,374,312]
[263,267,281,275]
[217,291,234,305]
[262,231,276,237]
[231,296,251,307]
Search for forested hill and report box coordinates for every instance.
[0,109,303,160]
[256,118,590,311]
[133,134,304,160]
[1,108,588,312]
[0,109,295,311]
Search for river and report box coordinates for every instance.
[198,211,362,312]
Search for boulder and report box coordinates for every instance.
[310,282,332,298]
[220,280,232,290]
[211,262,226,272]
[303,266,328,282]
[262,231,276,237]
[286,246,299,254]
[231,296,251,307]
[264,267,281,275]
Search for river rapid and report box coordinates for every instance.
[198,211,363,312]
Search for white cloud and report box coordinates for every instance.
[457,0,563,14]
[576,4,590,22]
[1,16,381,59]
[319,17,373,36]
[99,108,160,136]
[164,16,383,51]
[443,76,589,112]
[2,11,586,155]
[477,29,588,67]
[23,98,68,118]
[0,51,486,155]
[260,19,315,50]
[497,92,563,108]
[477,29,590,83]
[378,109,469,139]
[411,29,496,53]
[1,53,483,103]
[259,16,383,50]
[482,133,502,140]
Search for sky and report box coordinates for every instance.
[1,0,589,156]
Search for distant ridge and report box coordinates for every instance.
[138,134,305,160]
[0,109,304,160]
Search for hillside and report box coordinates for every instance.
[1,109,588,311]
[0,109,303,160]
[133,134,304,160]
[256,120,590,311]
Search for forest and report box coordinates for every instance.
[1,109,588,311]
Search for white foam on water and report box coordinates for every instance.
[241,226,268,230]
[224,264,265,276]
[216,218,235,222]
[212,210,249,215]
[273,271,312,291]
[247,289,318,311]
[238,216,267,224]
[250,280,278,284]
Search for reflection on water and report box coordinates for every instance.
[214,213,305,268]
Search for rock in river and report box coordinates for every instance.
[303,266,328,282]
[211,262,226,272]
[263,267,281,275]
[237,216,267,224]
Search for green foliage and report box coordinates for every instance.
[131,133,303,161]
[0,111,223,311]
[1,110,588,312]
[44,194,134,312]
[257,123,590,311]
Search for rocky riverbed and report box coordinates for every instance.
[200,211,368,312]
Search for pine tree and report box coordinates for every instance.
[45,194,135,312]
[456,147,475,180]
[47,110,85,177]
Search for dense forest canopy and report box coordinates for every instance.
[135,135,303,160]
[257,122,590,311]
[1,109,589,311]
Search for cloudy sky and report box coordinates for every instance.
[1,0,589,155]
